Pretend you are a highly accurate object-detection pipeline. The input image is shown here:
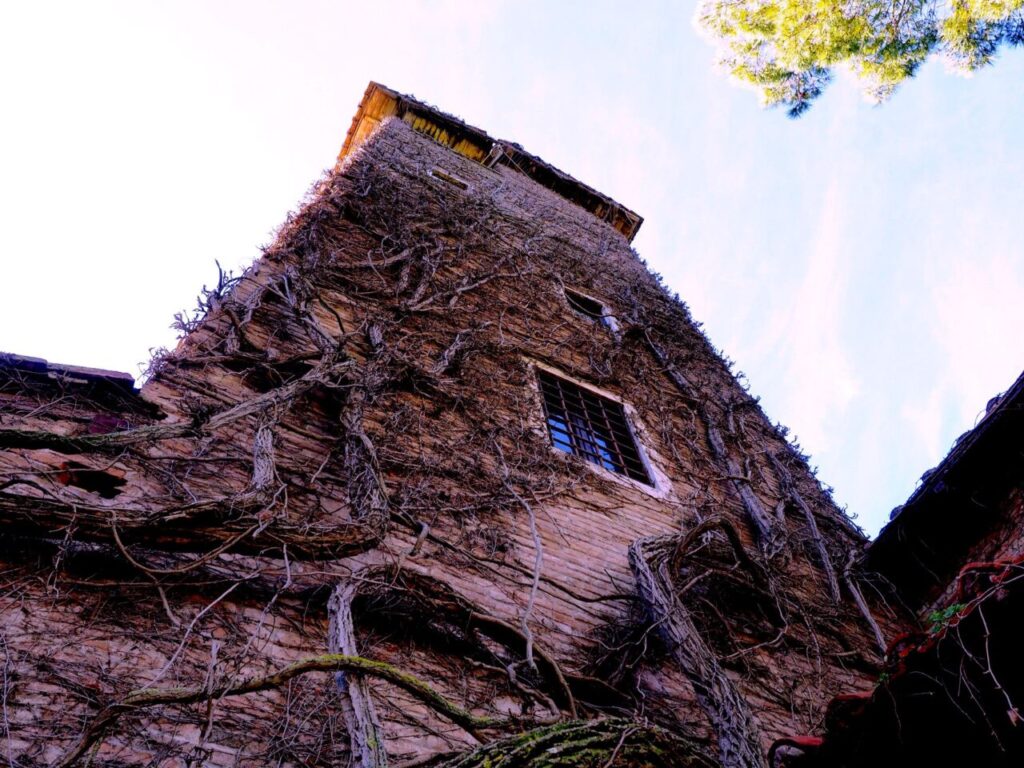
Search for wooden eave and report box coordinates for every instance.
[0,353,136,393]
[0,351,159,416]
[337,82,644,242]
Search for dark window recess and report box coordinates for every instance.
[565,290,612,327]
[537,370,652,485]
[56,461,126,499]
[428,168,469,190]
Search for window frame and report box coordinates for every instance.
[529,362,668,495]
[562,288,619,333]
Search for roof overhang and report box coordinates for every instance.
[338,82,644,242]
[866,367,1024,609]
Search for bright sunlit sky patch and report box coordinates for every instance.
[1,1,1022,536]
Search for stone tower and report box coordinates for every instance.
[0,83,894,768]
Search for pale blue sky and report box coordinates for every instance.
[2,2,1022,535]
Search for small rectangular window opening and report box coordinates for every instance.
[428,168,469,190]
[537,370,652,486]
[565,289,613,329]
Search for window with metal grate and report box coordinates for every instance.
[536,370,652,485]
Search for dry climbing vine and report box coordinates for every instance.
[0,116,897,768]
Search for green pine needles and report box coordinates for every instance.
[697,0,1024,115]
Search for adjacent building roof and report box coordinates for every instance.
[0,352,136,394]
[866,367,1024,609]
[769,367,1024,765]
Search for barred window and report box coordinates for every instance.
[537,370,652,485]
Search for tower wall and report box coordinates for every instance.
[0,107,898,767]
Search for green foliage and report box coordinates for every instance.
[927,601,968,633]
[697,0,1024,115]
[441,719,716,768]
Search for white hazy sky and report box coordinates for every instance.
[2,1,1022,536]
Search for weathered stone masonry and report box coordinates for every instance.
[0,83,901,768]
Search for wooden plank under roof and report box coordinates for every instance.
[337,82,644,241]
